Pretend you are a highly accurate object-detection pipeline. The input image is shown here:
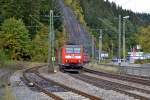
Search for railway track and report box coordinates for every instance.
[73,67,150,99]
[86,64,150,79]
[70,73,150,100]
[83,67,150,86]
[23,65,102,100]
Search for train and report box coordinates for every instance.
[83,53,91,63]
[59,44,85,71]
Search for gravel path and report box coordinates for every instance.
[10,70,53,100]
[0,69,10,77]
[39,67,137,100]
[0,68,13,100]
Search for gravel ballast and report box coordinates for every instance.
[84,72,150,92]
[10,70,53,100]
[83,72,150,98]
[39,67,138,100]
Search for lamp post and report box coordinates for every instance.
[123,16,129,62]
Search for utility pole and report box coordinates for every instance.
[123,16,129,62]
[29,11,56,72]
[123,18,126,62]
[99,29,102,63]
[48,10,55,72]
[118,15,121,62]
[51,10,55,71]
[92,35,95,63]
[111,40,113,58]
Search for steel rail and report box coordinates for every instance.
[83,67,150,86]
[23,65,102,100]
[35,72,102,100]
[70,73,150,100]
[23,65,63,100]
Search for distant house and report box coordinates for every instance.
[127,52,144,63]
[143,53,150,59]
[95,49,109,60]
[100,52,109,58]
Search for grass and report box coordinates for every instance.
[0,78,15,100]
[135,59,150,64]
[3,85,15,100]
[0,60,21,100]
[87,63,119,73]
[0,60,16,69]
[0,60,43,70]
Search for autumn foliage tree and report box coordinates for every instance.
[136,26,150,52]
[31,26,48,62]
[64,0,85,24]
[0,18,31,60]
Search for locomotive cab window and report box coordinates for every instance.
[65,47,81,54]
[66,48,74,54]
[74,48,80,54]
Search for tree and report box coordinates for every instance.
[0,18,31,60]
[64,0,86,24]
[136,26,150,52]
[31,26,48,62]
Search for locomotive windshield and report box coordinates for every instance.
[66,48,81,54]
[66,48,74,54]
[74,48,80,54]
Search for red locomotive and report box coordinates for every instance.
[60,44,83,71]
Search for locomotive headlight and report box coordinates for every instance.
[75,56,81,59]
[65,55,71,58]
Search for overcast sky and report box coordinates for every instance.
[107,0,150,13]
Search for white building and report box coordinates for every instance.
[143,53,150,59]
[127,52,144,63]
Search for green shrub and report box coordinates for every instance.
[0,18,31,60]
[135,59,150,64]
[144,59,150,63]
[0,49,9,67]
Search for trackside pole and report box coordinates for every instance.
[48,10,55,73]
